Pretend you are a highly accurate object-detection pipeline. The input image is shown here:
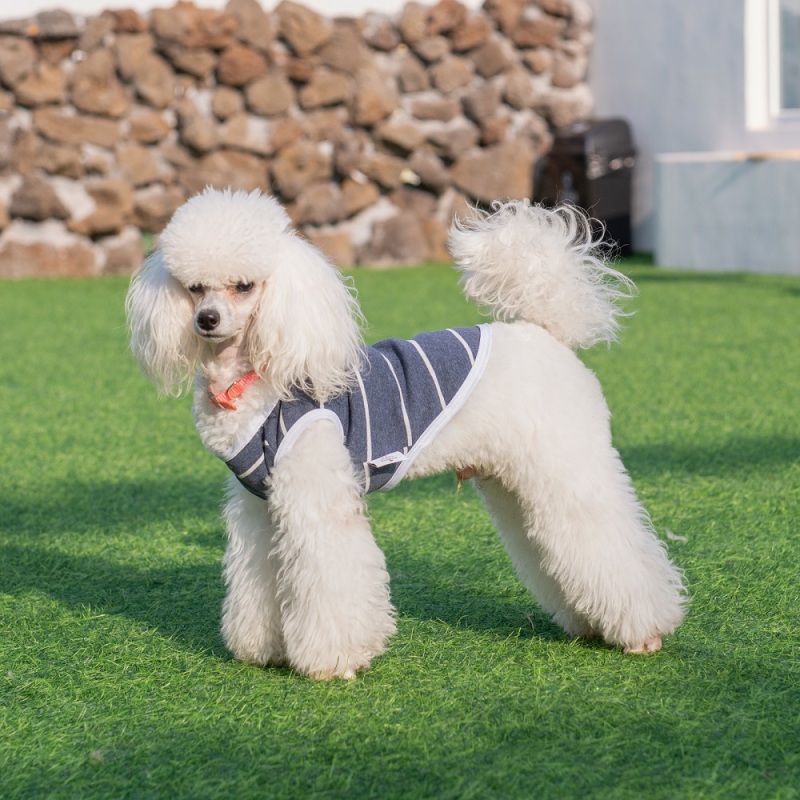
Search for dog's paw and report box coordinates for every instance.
[304,651,375,681]
[309,666,358,682]
[623,636,662,655]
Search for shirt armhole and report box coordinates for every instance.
[273,409,345,466]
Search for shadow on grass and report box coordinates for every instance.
[2,475,565,656]
[628,267,800,295]
[621,434,800,478]
[0,544,228,658]
[0,476,223,539]
[1,476,226,656]
[386,544,565,643]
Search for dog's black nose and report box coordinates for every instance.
[197,309,220,331]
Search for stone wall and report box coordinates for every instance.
[0,0,593,276]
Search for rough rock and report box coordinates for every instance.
[213,85,245,119]
[522,46,553,74]
[67,178,133,237]
[361,151,409,190]
[14,62,66,107]
[504,65,536,109]
[98,225,145,275]
[408,92,460,122]
[116,143,161,187]
[538,0,574,18]
[0,220,98,277]
[32,10,81,40]
[160,43,217,79]
[408,149,450,191]
[350,66,400,127]
[462,80,502,122]
[133,183,186,232]
[28,139,83,179]
[375,118,426,155]
[428,0,468,35]
[362,13,399,52]
[275,1,333,57]
[132,53,176,109]
[129,107,172,143]
[225,0,275,51]
[114,33,154,81]
[412,35,450,64]
[510,8,565,49]
[219,113,273,155]
[483,0,525,34]
[271,140,333,200]
[425,116,479,161]
[307,227,355,267]
[317,23,371,74]
[216,44,268,87]
[71,49,130,118]
[178,99,218,153]
[299,69,351,110]
[0,35,36,87]
[245,71,295,116]
[552,46,588,88]
[395,50,430,93]
[450,14,491,52]
[398,3,429,45]
[151,2,236,50]
[341,177,380,217]
[10,174,69,221]
[535,82,593,128]
[292,181,345,225]
[360,210,429,265]
[178,148,271,195]
[34,107,120,148]
[430,55,473,93]
[451,139,535,202]
[0,0,594,270]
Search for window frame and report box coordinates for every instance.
[746,0,800,130]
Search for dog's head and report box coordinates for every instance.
[126,188,364,401]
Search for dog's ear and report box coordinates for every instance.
[245,233,364,402]
[125,249,201,396]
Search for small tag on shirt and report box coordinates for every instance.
[368,451,407,469]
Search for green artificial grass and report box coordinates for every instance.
[1,262,799,799]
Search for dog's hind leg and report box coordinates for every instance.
[474,476,597,638]
[503,441,686,653]
[267,419,396,679]
[221,479,285,667]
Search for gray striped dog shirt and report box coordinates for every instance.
[224,324,492,498]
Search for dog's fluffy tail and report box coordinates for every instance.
[448,201,634,349]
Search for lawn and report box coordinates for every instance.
[1,261,798,799]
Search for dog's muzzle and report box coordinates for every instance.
[196,308,220,333]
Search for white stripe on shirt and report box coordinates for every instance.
[409,339,446,410]
[354,369,372,486]
[380,352,413,448]
[447,328,475,365]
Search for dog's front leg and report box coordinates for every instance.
[220,478,286,667]
[267,419,396,680]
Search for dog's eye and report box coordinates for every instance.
[188,284,204,295]
[235,282,254,294]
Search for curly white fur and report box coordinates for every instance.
[126,187,686,679]
[449,200,634,349]
[127,188,364,401]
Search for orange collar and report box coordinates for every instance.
[207,370,260,411]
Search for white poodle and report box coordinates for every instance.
[126,187,686,679]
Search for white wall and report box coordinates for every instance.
[588,0,800,252]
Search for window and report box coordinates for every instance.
[773,0,800,112]
[746,0,800,128]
